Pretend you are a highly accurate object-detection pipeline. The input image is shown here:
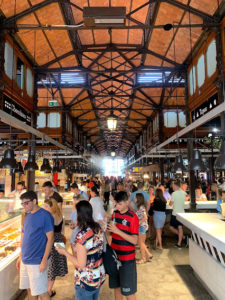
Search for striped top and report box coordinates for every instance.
[111,210,139,261]
[74,227,105,291]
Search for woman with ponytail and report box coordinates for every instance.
[56,200,105,300]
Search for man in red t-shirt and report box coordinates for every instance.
[108,191,139,300]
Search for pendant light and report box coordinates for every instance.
[0,149,17,169]
[107,115,117,131]
[14,161,24,174]
[40,158,52,173]
[24,153,39,171]
[189,150,206,171]
[52,160,61,173]
[172,154,187,173]
[214,140,225,170]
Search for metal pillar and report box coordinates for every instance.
[158,109,164,184]
[184,70,196,210]
[62,110,66,145]
[27,73,38,191]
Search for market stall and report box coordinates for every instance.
[0,200,23,300]
[177,213,225,300]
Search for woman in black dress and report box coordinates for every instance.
[44,198,68,297]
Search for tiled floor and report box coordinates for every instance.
[19,227,213,300]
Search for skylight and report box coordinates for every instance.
[37,72,86,86]
[137,71,185,85]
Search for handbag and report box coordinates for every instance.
[102,233,122,275]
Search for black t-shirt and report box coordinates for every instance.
[152,197,166,212]
[51,191,63,203]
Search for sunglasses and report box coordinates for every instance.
[21,200,32,206]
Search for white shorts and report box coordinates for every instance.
[20,261,48,296]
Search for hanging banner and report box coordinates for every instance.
[3,94,31,125]
[191,93,218,122]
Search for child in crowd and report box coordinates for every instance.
[135,193,153,263]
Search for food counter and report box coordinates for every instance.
[0,200,23,300]
[166,200,217,210]
[177,213,225,300]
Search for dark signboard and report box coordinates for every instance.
[3,95,31,125]
[191,93,218,122]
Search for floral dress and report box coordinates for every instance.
[136,205,149,231]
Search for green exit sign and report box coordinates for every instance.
[48,100,58,107]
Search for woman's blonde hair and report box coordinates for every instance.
[45,198,62,218]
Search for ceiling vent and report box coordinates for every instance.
[83,7,126,27]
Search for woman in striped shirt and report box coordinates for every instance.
[56,200,105,300]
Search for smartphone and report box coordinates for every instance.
[54,242,65,248]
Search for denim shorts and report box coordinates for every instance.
[139,224,147,234]
[75,285,100,300]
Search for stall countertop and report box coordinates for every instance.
[166,200,217,210]
[177,213,225,252]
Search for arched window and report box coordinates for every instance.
[197,54,205,87]
[37,113,46,128]
[206,40,217,78]
[188,66,196,96]
[48,112,61,128]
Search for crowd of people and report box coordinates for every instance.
[14,175,225,300]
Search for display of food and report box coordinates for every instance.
[0,225,21,263]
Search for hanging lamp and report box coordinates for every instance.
[14,161,24,174]
[214,140,225,170]
[189,150,206,171]
[40,158,52,173]
[52,160,61,173]
[0,149,17,169]
[24,154,39,171]
[107,115,117,131]
[172,154,187,173]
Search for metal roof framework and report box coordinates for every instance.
[0,0,223,156]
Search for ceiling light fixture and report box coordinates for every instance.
[189,149,206,171]
[111,151,116,157]
[24,153,39,171]
[0,149,17,169]
[107,115,117,131]
[40,158,52,173]
[14,161,24,174]
[52,160,61,173]
[172,154,187,173]
[83,7,126,27]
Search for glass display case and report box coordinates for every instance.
[0,200,23,300]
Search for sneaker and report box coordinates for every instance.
[174,244,182,249]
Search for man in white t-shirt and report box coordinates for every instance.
[169,181,186,249]
[195,187,207,201]
[8,181,26,210]
[89,186,106,226]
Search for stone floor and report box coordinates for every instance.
[19,227,214,300]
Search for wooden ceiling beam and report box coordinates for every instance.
[4,0,58,24]
[162,0,216,22]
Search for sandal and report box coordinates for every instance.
[136,259,146,264]
[146,256,153,262]
[50,291,56,297]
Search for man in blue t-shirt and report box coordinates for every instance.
[129,182,150,211]
[16,191,54,299]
